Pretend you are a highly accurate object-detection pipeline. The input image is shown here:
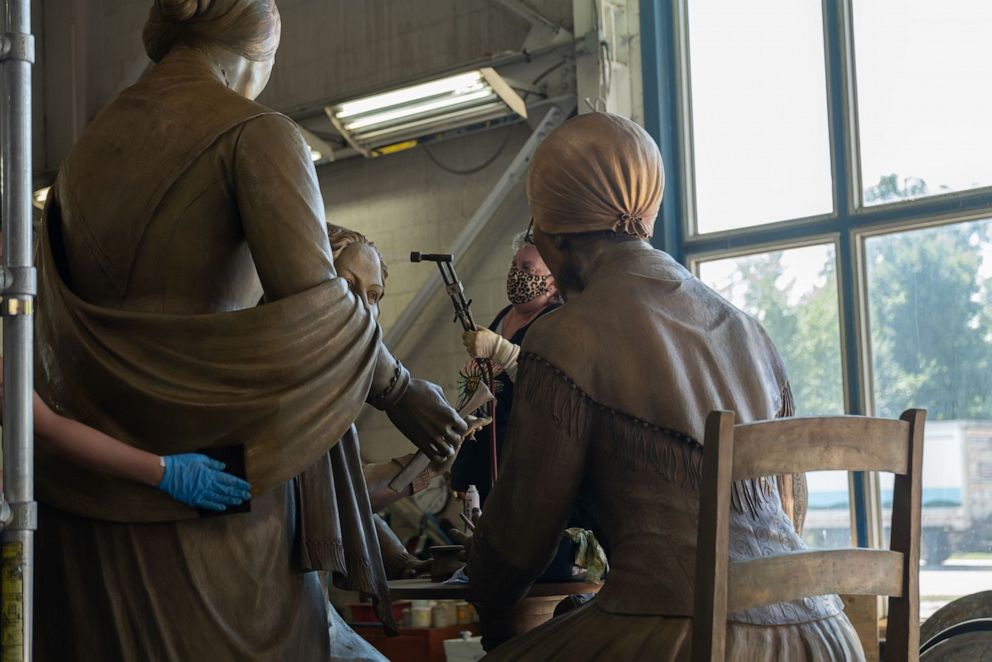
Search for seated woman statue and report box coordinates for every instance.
[463,113,865,661]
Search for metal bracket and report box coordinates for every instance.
[0,33,34,64]
[1,266,36,317]
[489,0,573,50]
[0,266,36,298]
[2,502,36,532]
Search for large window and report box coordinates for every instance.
[697,243,851,549]
[644,0,992,616]
[852,0,992,205]
[686,0,832,232]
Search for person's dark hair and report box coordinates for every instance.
[327,225,389,282]
[143,0,281,63]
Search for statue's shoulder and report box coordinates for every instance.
[519,303,597,376]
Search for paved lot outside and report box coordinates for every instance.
[920,558,992,618]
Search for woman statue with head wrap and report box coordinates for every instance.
[34,2,465,659]
[463,114,865,660]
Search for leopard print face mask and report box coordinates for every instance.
[506,265,552,305]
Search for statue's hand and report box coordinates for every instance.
[448,528,472,547]
[448,507,480,548]
[387,378,467,463]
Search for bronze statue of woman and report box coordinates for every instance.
[33,1,465,659]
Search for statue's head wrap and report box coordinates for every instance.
[143,0,281,63]
[527,113,664,239]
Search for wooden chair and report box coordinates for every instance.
[692,409,926,661]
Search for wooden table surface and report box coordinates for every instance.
[388,578,602,600]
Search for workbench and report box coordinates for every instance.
[388,578,602,651]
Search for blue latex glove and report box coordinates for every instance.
[157,453,252,512]
[443,566,470,584]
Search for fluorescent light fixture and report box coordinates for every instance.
[326,68,527,158]
[33,186,50,210]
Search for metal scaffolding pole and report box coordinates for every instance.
[0,0,35,659]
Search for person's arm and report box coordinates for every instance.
[462,329,521,381]
[2,355,165,487]
[33,393,252,510]
[364,455,430,512]
[234,114,337,298]
[466,355,591,603]
[34,392,163,486]
[20,372,250,510]
[234,117,466,462]
[374,514,431,580]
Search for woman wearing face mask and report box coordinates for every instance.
[454,231,562,503]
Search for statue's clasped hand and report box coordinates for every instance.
[387,378,468,464]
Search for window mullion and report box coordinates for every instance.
[642,0,688,264]
[823,0,874,548]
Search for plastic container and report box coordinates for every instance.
[463,485,480,530]
[410,605,432,628]
[444,600,458,625]
[431,603,449,628]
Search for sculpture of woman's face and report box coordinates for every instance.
[336,243,385,320]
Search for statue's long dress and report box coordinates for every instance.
[467,242,866,661]
[34,50,385,661]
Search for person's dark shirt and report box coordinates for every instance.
[451,303,559,503]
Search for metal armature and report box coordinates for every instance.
[384,104,568,349]
[0,1,36,660]
[409,252,477,332]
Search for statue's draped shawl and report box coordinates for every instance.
[522,242,790,457]
[37,190,378,524]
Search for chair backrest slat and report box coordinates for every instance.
[732,417,910,479]
[692,408,925,662]
[727,549,904,613]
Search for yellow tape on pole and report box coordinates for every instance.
[1,542,24,659]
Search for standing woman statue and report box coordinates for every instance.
[33,1,465,660]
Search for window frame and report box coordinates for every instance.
[641,0,992,547]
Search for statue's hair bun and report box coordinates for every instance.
[155,0,212,22]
